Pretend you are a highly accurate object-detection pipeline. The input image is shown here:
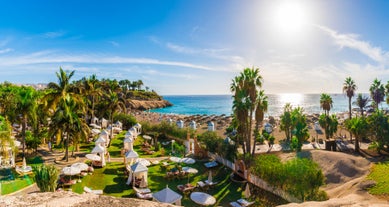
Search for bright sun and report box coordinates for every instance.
[273,1,308,35]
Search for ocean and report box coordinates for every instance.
[150,94,388,117]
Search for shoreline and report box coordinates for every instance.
[132,110,355,143]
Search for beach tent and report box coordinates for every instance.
[207,121,215,131]
[126,162,148,186]
[100,130,109,140]
[95,136,106,147]
[189,120,197,130]
[152,186,182,205]
[134,123,142,134]
[91,144,106,167]
[101,118,108,128]
[129,128,138,139]
[176,120,184,129]
[123,137,134,151]
[114,121,122,129]
[91,116,99,125]
[125,150,139,165]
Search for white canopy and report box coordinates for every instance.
[123,137,133,143]
[85,153,101,161]
[125,150,139,159]
[100,130,109,139]
[181,157,196,164]
[130,162,148,173]
[92,144,105,153]
[190,192,216,206]
[153,186,182,205]
[125,131,134,139]
[95,136,106,144]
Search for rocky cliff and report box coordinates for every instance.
[127,100,172,110]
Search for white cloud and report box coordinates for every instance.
[0,48,13,54]
[317,25,387,63]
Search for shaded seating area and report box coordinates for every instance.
[133,186,152,200]
[152,186,182,206]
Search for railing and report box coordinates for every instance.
[207,152,301,203]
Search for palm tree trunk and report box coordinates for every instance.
[65,131,69,162]
[22,116,27,158]
[251,124,259,155]
[355,136,360,153]
[349,98,353,142]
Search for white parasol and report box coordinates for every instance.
[85,153,101,161]
[169,156,181,163]
[182,167,198,174]
[71,162,89,171]
[190,192,216,206]
[62,166,81,176]
[142,135,152,140]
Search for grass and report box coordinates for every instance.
[367,161,389,195]
[71,160,244,206]
[0,156,42,195]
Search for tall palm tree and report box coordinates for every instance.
[45,67,75,110]
[343,77,356,120]
[354,94,370,117]
[252,90,268,155]
[231,67,263,157]
[369,78,385,110]
[103,90,126,146]
[280,103,293,142]
[320,93,333,116]
[16,86,38,158]
[81,74,102,123]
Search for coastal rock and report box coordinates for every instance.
[0,191,179,207]
[127,100,172,110]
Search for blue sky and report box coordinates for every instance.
[1,0,389,95]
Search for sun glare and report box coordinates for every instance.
[279,93,303,107]
[273,1,308,35]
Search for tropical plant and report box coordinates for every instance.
[32,164,59,192]
[370,78,385,110]
[345,117,369,153]
[320,93,333,116]
[280,103,293,142]
[318,114,338,139]
[252,90,268,155]
[231,67,263,158]
[354,94,370,117]
[102,90,126,146]
[343,77,356,120]
[15,86,38,158]
[367,110,389,153]
[291,107,309,151]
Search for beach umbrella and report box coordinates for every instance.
[92,144,105,154]
[85,153,101,161]
[71,162,89,171]
[190,192,216,206]
[62,166,81,180]
[244,183,251,198]
[142,135,152,140]
[169,156,181,163]
[125,150,139,165]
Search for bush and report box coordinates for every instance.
[113,113,137,130]
[32,164,59,192]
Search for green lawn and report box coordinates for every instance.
[367,161,389,195]
[71,160,244,206]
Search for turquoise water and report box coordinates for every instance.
[150,94,387,116]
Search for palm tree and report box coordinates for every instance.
[369,78,385,110]
[320,93,333,116]
[252,90,268,155]
[354,94,370,117]
[103,90,127,146]
[291,107,309,151]
[15,86,38,158]
[81,74,102,123]
[280,103,293,142]
[230,67,263,157]
[345,117,368,153]
[343,77,356,120]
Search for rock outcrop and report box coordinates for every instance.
[127,100,172,110]
[1,191,179,207]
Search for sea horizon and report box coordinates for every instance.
[151,93,389,117]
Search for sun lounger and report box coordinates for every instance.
[133,186,151,194]
[237,198,255,206]
[230,201,243,207]
[83,186,103,195]
[136,192,152,200]
[204,161,218,168]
